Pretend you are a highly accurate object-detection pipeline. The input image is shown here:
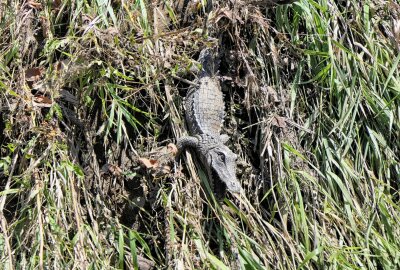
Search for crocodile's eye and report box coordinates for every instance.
[217,153,225,162]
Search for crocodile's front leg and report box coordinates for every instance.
[176,135,199,158]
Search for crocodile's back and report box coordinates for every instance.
[185,75,224,137]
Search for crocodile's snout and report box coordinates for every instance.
[208,146,241,193]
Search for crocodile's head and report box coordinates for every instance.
[204,144,241,193]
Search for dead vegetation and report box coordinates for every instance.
[1,0,400,269]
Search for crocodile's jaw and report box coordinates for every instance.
[205,145,240,193]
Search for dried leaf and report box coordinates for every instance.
[109,164,123,176]
[138,158,159,169]
[266,86,279,103]
[34,95,52,104]
[27,0,43,9]
[25,67,44,82]
[214,7,244,24]
[271,116,287,128]
[33,95,53,107]
[101,163,123,176]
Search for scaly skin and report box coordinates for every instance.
[177,49,241,194]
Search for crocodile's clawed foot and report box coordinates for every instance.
[175,135,199,160]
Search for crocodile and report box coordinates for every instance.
[177,49,241,194]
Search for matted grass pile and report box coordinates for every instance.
[0,0,399,269]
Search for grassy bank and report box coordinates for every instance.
[0,0,399,269]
